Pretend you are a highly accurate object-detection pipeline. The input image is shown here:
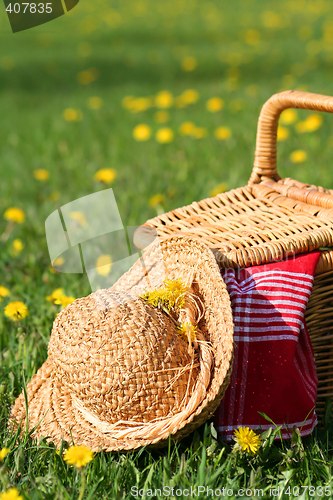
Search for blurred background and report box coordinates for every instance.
[1,0,333,218]
[0,0,333,328]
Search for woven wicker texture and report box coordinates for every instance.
[305,269,333,414]
[10,236,234,451]
[250,90,333,184]
[134,184,333,272]
[134,90,333,414]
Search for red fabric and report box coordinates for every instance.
[215,251,321,440]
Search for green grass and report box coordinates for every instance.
[1,0,333,497]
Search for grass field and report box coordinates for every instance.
[1,0,333,498]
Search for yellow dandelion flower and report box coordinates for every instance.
[94,168,117,184]
[88,96,103,109]
[54,295,76,309]
[180,89,199,104]
[33,169,49,181]
[149,194,165,208]
[69,211,87,227]
[163,277,187,294]
[245,29,261,45]
[77,68,99,85]
[63,445,94,468]
[262,10,282,29]
[52,257,64,268]
[155,91,173,108]
[63,108,83,122]
[206,97,224,112]
[154,111,170,123]
[156,128,174,143]
[133,124,151,141]
[177,322,197,342]
[0,488,23,500]
[214,127,231,140]
[96,254,113,277]
[179,122,196,135]
[277,126,289,141]
[280,108,297,124]
[209,183,228,197]
[129,97,152,113]
[122,95,135,109]
[181,56,197,71]
[12,239,23,255]
[141,289,175,311]
[46,288,64,303]
[164,278,187,309]
[0,287,10,301]
[234,427,261,454]
[306,114,323,131]
[192,127,207,139]
[0,448,10,461]
[140,289,165,308]
[290,149,307,163]
[296,114,323,133]
[4,301,28,322]
[4,208,25,224]
[141,277,187,311]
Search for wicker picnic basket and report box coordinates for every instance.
[134,90,333,416]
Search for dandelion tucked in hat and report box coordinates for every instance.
[10,236,234,452]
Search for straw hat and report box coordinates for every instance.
[10,236,234,452]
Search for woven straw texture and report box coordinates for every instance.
[134,90,333,415]
[10,236,234,451]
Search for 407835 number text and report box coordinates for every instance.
[5,3,52,13]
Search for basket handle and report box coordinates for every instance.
[249,90,333,185]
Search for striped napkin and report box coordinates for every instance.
[215,251,321,440]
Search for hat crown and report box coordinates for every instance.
[48,289,199,424]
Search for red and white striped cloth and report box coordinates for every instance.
[215,251,321,440]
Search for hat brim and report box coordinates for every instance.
[10,236,234,451]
